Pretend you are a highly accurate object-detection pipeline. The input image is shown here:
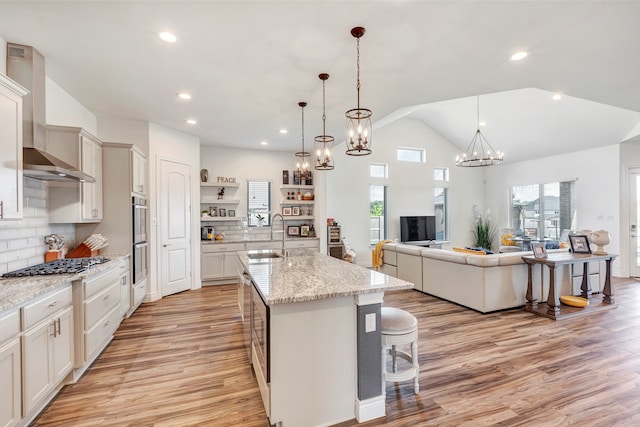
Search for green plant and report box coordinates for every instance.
[472,213,497,251]
[256,214,265,223]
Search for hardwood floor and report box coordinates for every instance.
[33,279,640,427]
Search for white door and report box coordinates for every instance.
[629,167,640,277]
[159,159,192,296]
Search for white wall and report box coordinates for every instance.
[148,123,200,300]
[0,37,6,75]
[327,117,484,266]
[46,77,97,134]
[98,117,150,153]
[484,144,621,275]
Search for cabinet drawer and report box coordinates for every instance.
[0,309,20,346]
[201,243,245,253]
[85,281,120,330]
[22,286,72,330]
[245,241,281,250]
[285,239,319,249]
[84,305,120,361]
[84,265,121,299]
[133,278,147,307]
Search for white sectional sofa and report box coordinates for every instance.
[381,243,604,313]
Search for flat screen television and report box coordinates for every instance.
[400,216,436,243]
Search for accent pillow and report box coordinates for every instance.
[453,247,487,255]
[465,246,494,255]
[501,234,517,246]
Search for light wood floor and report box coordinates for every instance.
[33,279,640,427]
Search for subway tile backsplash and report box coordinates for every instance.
[0,178,75,274]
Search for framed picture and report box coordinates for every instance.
[287,226,300,236]
[300,225,310,237]
[569,234,591,254]
[219,208,226,217]
[209,206,217,217]
[228,209,235,217]
[283,207,292,216]
[531,242,547,258]
[292,206,300,216]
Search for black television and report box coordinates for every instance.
[400,216,437,244]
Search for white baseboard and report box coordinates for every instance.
[355,395,385,422]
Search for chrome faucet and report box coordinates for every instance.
[271,213,286,256]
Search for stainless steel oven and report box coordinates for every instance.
[251,285,269,382]
[133,241,148,284]
[132,196,148,244]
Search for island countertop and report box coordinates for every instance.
[237,248,414,305]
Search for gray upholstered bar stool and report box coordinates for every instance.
[381,306,419,394]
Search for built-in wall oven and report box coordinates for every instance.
[132,197,148,284]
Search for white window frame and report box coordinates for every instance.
[397,147,426,163]
[434,167,449,182]
[369,163,388,179]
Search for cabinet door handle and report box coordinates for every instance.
[48,301,58,307]
[56,318,61,336]
[0,201,3,218]
[51,320,58,337]
[104,320,111,327]
[103,294,110,300]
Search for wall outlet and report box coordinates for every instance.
[365,313,376,333]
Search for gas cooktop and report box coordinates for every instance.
[2,257,111,278]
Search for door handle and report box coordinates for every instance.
[163,244,171,247]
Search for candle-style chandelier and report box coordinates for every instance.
[345,26,372,156]
[295,101,311,176]
[315,73,334,170]
[455,95,504,167]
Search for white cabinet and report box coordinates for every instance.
[46,125,103,223]
[284,239,319,250]
[0,75,27,221]
[119,263,132,317]
[0,309,21,427]
[201,243,244,282]
[22,286,73,416]
[132,147,146,197]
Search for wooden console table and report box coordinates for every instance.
[522,252,618,320]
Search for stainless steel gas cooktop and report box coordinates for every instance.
[2,257,110,278]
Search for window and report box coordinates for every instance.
[370,163,388,178]
[247,180,271,226]
[397,147,425,163]
[434,167,449,182]
[510,181,575,240]
[434,187,449,240]
[370,185,387,245]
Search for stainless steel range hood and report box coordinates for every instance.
[6,43,95,183]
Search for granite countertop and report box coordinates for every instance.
[0,254,130,313]
[237,248,414,305]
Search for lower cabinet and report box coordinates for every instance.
[284,239,319,250]
[201,243,244,282]
[0,309,21,427]
[22,286,73,417]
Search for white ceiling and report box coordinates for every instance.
[1,1,639,163]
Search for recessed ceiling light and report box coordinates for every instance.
[159,31,178,43]
[186,119,197,125]
[260,141,268,146]
[178,92,192,100]
[510,51,528,61]
[552,94,562,101]
[279,129,288,134]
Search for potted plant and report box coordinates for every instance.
[256,214,266,227]
[472,211,497,251]
[201,209,209,218]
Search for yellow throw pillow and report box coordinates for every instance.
[559,295,589,307]
[501,234,517,246]
[452,247,487,255]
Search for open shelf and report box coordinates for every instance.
[280,184,314,190]
[201,198,240,205]
[201,217,240,222]
[281,200,314,206]
[201,182,240,188]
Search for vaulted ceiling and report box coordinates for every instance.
[1,1,639,163]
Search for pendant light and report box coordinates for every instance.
[295,101,311,180]
[455,96,504,167]
[315,73,334,170]
[345,26,372,156]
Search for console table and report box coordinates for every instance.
[522,252,618,320]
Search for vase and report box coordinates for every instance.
[590,230,611,255]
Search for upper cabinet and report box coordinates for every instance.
[131,147,146,197]
[46,125,104,223]
[0,74,28,220]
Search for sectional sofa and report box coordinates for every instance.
[380,243,604,313]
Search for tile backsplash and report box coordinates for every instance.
[0,178,75,274]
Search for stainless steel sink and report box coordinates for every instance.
[247,252,282,260]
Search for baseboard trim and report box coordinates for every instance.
[355,395,385,422]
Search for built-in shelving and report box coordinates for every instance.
[280,200,314,206]
[200,217,240,222]
[280,184,314,190]
[201,198,241,205]
[201,182,240,188]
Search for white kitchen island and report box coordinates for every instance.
[237,248,414,427]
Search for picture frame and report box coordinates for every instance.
[283,207,292,216]
[228,209,235,217]
[531,242,547,258]
[569,234,591,254]
[209,206,217,217]
[287,226,300,236]
[219,208,226,217]
[292,206,300,216]
[300,225,310,237]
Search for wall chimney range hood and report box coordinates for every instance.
[6,43,95,183]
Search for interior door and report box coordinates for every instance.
[629,167,640,277]
[159,159,192,296]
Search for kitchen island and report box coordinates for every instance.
[237,248,414,427]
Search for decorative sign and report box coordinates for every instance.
[217,176,237,184]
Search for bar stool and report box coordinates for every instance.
[381,306,419,394]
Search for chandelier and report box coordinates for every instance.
[295,101,311,176]
[345,26,372,156]
[455,96,504,167]
[315,73,334,170]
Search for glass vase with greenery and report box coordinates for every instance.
[472,212,497,251]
